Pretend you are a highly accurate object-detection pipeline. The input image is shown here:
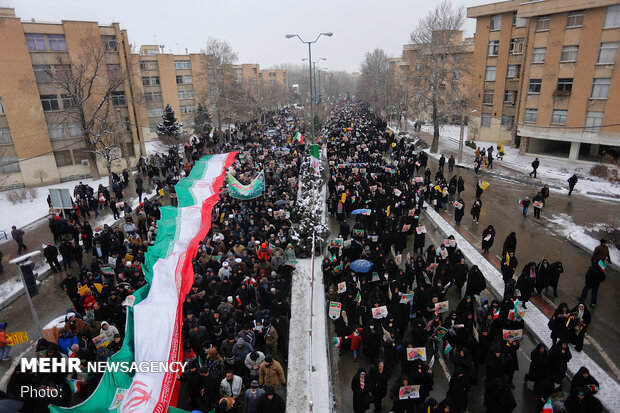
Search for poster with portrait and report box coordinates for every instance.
[372,306,388,319]
[406,347,427,361]
[399,385,420,400]
[435,301,449,314]
[502,329,524,341]
[328,301,342,320]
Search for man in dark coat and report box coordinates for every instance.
[568,174,578,195]
[10,226,27,254]
[529,158,539,178]
[578,264,606,308]
[44,242,62,273]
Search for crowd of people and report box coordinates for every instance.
[322,102,604,413]
[2,111,305,413]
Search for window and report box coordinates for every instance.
[510,38,524,54]
[560,46,578,62]
[47,34,67,51]
[591,78,610,99]
[0,128,12,145]
[485,66,496,81]
[556,78,573,94]
[183,75,192,84]
[488,40,499,56]
[102,36,118,52]
[145,92,162,102]
[139,61,158,71]
[566,11,584,28]
[585,111,604,131]
[532,47,546,63]
[234,68,243,76]
[61,94,75,109]
[513,11,527,27]
[504,90,516,104]
[551,109,568,124]
[48,123,66,140]
[536,15,551,31]
[483,90,494,105]
[524,108,538,123]
[604,5,620,28]
[40,94,60,111]
[123,117,131,132]
[55,64,72,81]
[174,60,191,69]
[53,150,73,167]
[598,42,618,64]
[0,157,20,173]
[143,76,160,86]
[72,149,88,163]
[481,113,492,127]
[180,105,195,114]
[528,79,542,94]
[501,115,514,129]
[178,89,194,99]
[0,97,4,114]
[506,65,520,78]
[25,33,46,51]
[147,108,164,117]
[67,122,82,137]
[111,91,126,106]
[490,14,502,31]
[106,64,122,81]
[33,64,52,82]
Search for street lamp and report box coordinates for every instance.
[286,33,333,143]
[302,57,327,105]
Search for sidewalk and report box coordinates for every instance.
[399,123,620,200]
[422,202,620,411]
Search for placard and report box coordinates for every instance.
[435,301,449,314]
[399,385,420,399]
[328,301,342,320]
[92,333,109,348]
[372,306,388,319]
[416,226,427,234]
[371,272,380,282]
[473,327,479,342]
[484,234,492,241]
[395,254,402,266]
[533,201,543,208]
[406,347,427,361]
[402,224,411,232]
[400,293,414,304]
[480,181,489,190]
[502,329,523,341]
[352,229,364,237]
[330,238,343,248]
[6,331,28,346]
[394,189,402,197]
[337,282,347,294]
[453,201,463,209]
[444,239,456,247]
[414,176,424,183]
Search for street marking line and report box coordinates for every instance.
[584,336,620,380]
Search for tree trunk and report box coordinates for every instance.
[87,146,101,180]
[431,103,440,153]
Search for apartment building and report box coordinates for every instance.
[135,45,211,138]
[467,0,620,161]
[0,7,147,188]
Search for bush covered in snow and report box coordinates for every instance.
[290,150,329,257]
[6,188,38,204]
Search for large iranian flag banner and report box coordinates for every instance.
[51,152,236,413]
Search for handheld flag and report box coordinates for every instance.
[294,131,304,144]
[310,144,320,176]
[444,342,453,355]
[355,290,362,306]
[598,260,607,271]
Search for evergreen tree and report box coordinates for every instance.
[193,103,213,136]
[156,104,182,140]
[156,104,183,176]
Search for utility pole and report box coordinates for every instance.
[117,108,134,186]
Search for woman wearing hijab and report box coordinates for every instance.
[454,198,465,225]
[535,258,551,295]
[548,303,571,345]
[465,265,487,298]
[524,343,548,385]
[481,225,496,253]
[470,199,482,223]
[547,261,564,297]
[568,303,591,352]
[351,368,372,413]
[367,360,389,413]
[502,232,517,257]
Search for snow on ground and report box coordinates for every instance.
[145,139,169,156]
[0,175,110,239]
[546,213,620,271]
[422,202,620,411]
[412,123,620,198]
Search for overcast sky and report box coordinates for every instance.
[5,0,496,72]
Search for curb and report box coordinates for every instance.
[421,202,620,411]
[567,233,620,273]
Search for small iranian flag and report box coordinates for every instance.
[318,135,325,144]
[331,254,337,263]
[294,131,304,144]
[67,379,82,394]
[541,398,553,413]
[355,290,362,306]
[444,342,453,355]
[598,260,607,271]
[332,337,343,348]
[310,144,320,176]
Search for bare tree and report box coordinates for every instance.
[357,49,391,117]
[33,33,133,179]
[409,0,469,153]
[201,38,239,132]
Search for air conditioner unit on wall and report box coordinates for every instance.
[81,159,89,167]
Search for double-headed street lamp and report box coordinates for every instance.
[285,32,333,143]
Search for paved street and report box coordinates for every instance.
[412,132,620,378]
